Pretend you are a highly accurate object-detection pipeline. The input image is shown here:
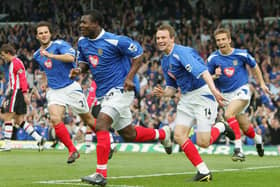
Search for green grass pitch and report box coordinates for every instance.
[0,149,279,187]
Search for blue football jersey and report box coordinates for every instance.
[33,40,76,89]
[161,44,207,94]
[77,29,143,97]
[207,49,256,93]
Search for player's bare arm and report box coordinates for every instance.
[153,85,176,97]
[69,63,89,79]
[202,70,227,106]
[252,64,272,95]
[40,49,74,63]
[23,92,31,106]
[212,66,222,80]
[124,56,142,91]
[37,71,48,91]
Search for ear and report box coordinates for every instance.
[228,37,232,44]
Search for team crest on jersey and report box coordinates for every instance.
[89,55,99,68]
[98,49,103,55]
[233,60,238,66]
[18,69,23,74]
[44,59,53,69]
[224,67,235,77]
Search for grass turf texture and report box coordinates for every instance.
[0,149,279,187]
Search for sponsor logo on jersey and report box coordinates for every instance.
[185,64,192,72]
[128,43,137,52]
[89,55,99,68]
[44,59,53,69]
[233,60,238,66]
[223,67,235,77]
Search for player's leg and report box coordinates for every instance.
[13,89,46,151]
[197,104,235,147]
[92,103,118,158]
[14,114,46,151]
[84,127,94,154]
[174,124,212,182]
[175,89,217,182]
[2,120,13,151]
[0,113,14,151]
[91,103,116,157]
[48,84,83,163]
[117,124,172,154]
[81,110,112,186]
[237,114,264,157]
[111,92,171,153]
[224,99,247,161]
[0,91,15,151]
[48,104,79,163]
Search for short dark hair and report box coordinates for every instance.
[0,44,16,55]
[35,21,52,34]
[83,9,104,25]
[157,24,176,38]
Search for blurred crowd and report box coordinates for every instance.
[0,0,279,145]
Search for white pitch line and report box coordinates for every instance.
[35,165,280,185]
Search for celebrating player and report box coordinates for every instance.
[207,28,269,161]
[33,21,97,164]
[153,24,235,182]
[70,9,172,186]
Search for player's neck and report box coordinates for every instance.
[91,27,103,39]
[7,55,14,62]
[220,47,233,55]
[165,43,175,55]
[40,41,52,49]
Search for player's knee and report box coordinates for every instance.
[81,113,94,125]
[50,115,63,125]
[118,129,136,142]
[224,111,234,120]
[121,133,136,142]
[173,131,186,145]
[196,139,210,148]
[95,118,110,131]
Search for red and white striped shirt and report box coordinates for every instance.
[87,80,98,108]
[8,57,28,93]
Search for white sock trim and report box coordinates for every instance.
[214,122,225,133]
[154,129,159,140]
[97,164,107,170]
[234,139,243,152]
[196,162,210,174]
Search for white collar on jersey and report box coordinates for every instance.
[40,41,53,50]
[218,48,235,56]
[89,29,105,41]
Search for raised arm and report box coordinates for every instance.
[40,49,74,63]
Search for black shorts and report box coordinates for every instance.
[1,89,27,114]
[91,104,101,118]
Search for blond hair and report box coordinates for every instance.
[214,28,231,38]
